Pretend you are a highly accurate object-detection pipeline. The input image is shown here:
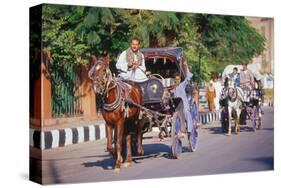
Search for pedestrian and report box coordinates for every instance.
[206,81,216,112]
[212,74,223,111]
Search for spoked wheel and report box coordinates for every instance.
[188,125,198,152]
[188,102,199,152]
[257,118,262,130]
[251,106,258,132]
[171,111,185,159]
[257,106,262,130]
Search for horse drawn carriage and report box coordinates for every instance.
[220,65,263,135]
[88,47,199,171]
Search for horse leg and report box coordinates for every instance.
[106,124,114,158]
[114,120,124,172]
[137,126,144,156]
[227,107,232,136]
[124,132,132,167]
[237,109,241,133]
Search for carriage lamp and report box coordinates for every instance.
[153,57,157,64]
[150,84,158,93]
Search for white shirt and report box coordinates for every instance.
[213,80,223,110]
[116,50,148,82]
[174,71,194,132]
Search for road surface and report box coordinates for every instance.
[32,107,274,184]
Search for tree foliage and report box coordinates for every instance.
[40,4,265,83]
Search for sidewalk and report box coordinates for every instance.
[30,119,106,150]
[29,110,241,150]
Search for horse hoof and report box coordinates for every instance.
[226,133,231,136]
[124,162,131,167]
[137,150,144,156]
[114,168,121,173]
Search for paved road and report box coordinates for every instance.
[34,107,274,184]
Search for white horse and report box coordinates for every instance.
[222,77,244,136]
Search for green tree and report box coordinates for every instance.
[191,14,265,81]
[40,4,266,89]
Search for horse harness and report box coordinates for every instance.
[102,80,131,113]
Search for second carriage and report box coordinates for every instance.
[220,65,263,134]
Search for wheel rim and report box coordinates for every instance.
[174,116,182,155]
[189,125,198,151]
[252,106,257,131]
[172,113,182,158]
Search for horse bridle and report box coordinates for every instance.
[88,59,126,112]
[227,87,238,102]
[88,60,116,96]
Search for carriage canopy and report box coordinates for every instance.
[140,47,186,81]
[140,47,184,62]
[222,64,263,80]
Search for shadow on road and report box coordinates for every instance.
[205,125,258,135]
[49,160,63,184]
[133,143,175,162]
[45,154,110,162]
[243,156,274,169]
[82,158,115,170]
[204,126,223,134]
[261,127,274,131]
[81,143,174,169]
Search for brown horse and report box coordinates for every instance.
[88,55,145,172]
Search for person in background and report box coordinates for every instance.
[206,81,216,112]
[240,62,254,89]
[240,62,255,103]
[212,74,223,111]
[227,67,240,87]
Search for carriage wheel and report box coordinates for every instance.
[171,111,185,159]
[188,125,198,152]
[188,103,199,152]
[257,116,262,130]
[251,106,257,132]
[256,106,262,130]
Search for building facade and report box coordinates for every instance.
[246,17,274,75]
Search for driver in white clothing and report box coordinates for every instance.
[116,37,148,82]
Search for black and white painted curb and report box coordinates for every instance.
[30,111,222,150]
[199,111,221,125]
[30,123,106,150]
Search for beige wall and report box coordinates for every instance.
[246,17,274,74]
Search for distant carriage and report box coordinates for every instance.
[220,65,263,135]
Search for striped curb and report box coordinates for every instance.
[29,111,223,150]
[30,123,106,150]
[199,111,221,125]
[263,102,274,107]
